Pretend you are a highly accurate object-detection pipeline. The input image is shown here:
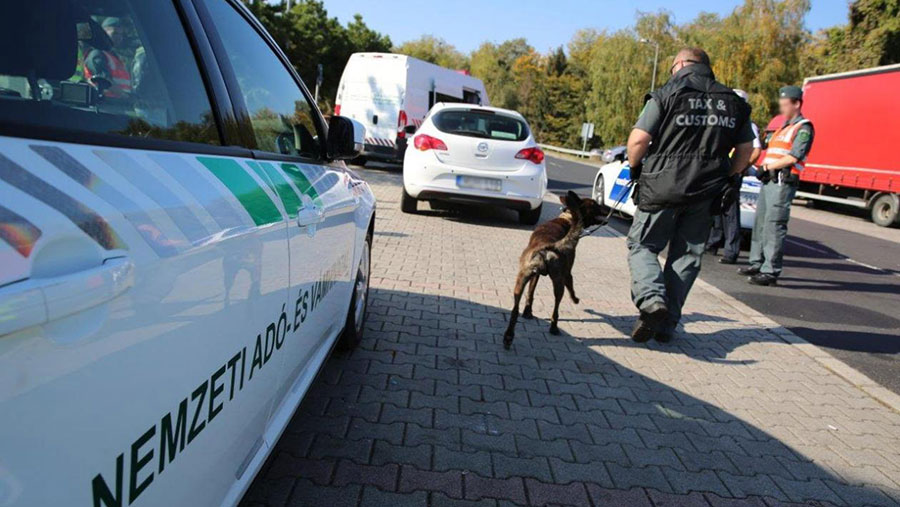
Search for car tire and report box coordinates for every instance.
[338,234,371,351]
[401,187,418,213]
[593,174,606,209]
[519,203,543,226]
[870,193,900,227]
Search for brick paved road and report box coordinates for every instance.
[242,170,900,507]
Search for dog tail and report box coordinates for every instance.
[552,213,584,250]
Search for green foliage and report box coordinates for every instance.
[802,0,900,76]
[470,39,532,111]
[393,35,469,70]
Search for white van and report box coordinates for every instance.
[335,52,490,164]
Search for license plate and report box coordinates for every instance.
[457,175,501,192]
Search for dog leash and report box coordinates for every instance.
[579,177,636,238]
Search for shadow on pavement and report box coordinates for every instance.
[241,288,897,507]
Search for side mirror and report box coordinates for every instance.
[327,115,365,160]
[404,124,417,135]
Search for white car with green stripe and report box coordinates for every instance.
[0,1,374,506]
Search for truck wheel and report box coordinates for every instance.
[519,203,543,226]
[338,234,371,351]
[871,194,900,227]
[401,187,418,213]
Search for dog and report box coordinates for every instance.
[503,190,606,349]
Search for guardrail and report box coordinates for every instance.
[538,143,591,158]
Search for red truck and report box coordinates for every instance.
[763,64,900,226]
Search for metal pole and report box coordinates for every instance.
[650,42,659,91]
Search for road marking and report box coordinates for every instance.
[784,237,900,278]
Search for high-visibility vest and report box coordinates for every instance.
[762,118,810,175]
[83,50,132,98]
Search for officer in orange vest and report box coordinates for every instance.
[739,85,814,286]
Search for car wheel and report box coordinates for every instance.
[338,234,371,351]
[400,187,418,213]
[870,194,900,227]
[593,174,606,208]
[519,203,543,226]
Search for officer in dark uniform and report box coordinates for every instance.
[626,48,755,343]
[706,89,762,264]
[739,85,815,286]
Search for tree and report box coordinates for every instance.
[802,0,900,76]
[511,50,547,137]
[470,39,532,110]
[346,14,392,53]
[394,35,469,70]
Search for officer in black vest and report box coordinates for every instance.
[626,48,755,343]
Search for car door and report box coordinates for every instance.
[0,1,291,506]
[193,0,358,450]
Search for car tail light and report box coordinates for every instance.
[414,134,447,151]
[334,104,341,116]
[515,147,544,164]
[397,110,409,139]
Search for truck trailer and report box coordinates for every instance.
[763,64,900,226]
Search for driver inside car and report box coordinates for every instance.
[82,17,133,98]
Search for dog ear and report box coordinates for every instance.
[558,194,568,206]
[565,190,581,210]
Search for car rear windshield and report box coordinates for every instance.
[433,109,528,141]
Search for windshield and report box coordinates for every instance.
[0,0,218,145]
[433,109,529,142]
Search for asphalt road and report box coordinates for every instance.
[545,154,900,394]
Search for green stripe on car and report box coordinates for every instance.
[246,161,303,218]
[281,163,322,206]
[198,157,282,226]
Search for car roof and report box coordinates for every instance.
[431,102,526,120]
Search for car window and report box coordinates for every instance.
[433,109,529,142]
[0,0,219,145]
[201,0,321,159]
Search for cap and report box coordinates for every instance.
[101,17,121,29]
[779,85,803,100]
[733,89,749,102]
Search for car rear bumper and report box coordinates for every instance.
[414,190,538,211]
[403,159,546,210]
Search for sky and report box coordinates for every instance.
[321,0,851,54]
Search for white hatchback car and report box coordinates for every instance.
[401,104,548,224]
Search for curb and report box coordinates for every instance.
[582,210,900,414]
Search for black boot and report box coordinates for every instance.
[718,257,738,265]
[748,273,778,286]
[738,265,760,275]
[631,302,668,343]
